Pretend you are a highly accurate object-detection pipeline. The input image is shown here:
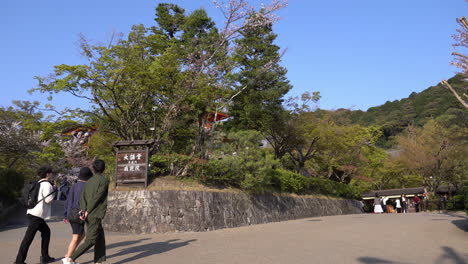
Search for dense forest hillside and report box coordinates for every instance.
[315,75,467,146]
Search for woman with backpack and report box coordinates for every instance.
[62,167,93,264]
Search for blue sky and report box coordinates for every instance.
[1,0,466,112]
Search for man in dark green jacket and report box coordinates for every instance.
[66,160,109,264]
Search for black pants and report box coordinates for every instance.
[15,214,51,263]
[381,203,386,213]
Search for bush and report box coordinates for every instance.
[194,130,281,193]
[149,154,195,177]
[270,169,360,199]
[425,199,439,211]
[202,150,279,193]
[0,168,25,202]
[203,155,244,187]
[149,154,172,176]
[304,177,359,199]
[463,181,468,214]
[271,169,307,193]
[447,195,465,211]
[157,129,362,199]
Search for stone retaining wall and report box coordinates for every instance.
[103,190,363,234]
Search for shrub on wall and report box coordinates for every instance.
[447,194,465,211]
[270,168,360,199]
[271,169,307,193]
[462,181,468,214]
[148,129,362,199]
[203,149,279,193]
[203,155,244,187]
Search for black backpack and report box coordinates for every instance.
[23,180,56,209]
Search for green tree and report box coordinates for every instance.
[0,101,43,169]
[264,92,321,160]
[0,101,80,176]
[396,119,468,193]
[229,11,292,131]
[33,5,227,158]
[313,123,382,183]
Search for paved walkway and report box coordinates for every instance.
[0,201,467,264]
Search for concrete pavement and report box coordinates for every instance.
[0,201,467,264]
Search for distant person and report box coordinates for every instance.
[401,194,408,214]
[58,177,70,201]
[374,193,384,214]
[62,167,93,263]
[381,196,388,213]
[395,198,402,213]
[438,194,448,213]
[63,160,109,264]
[14,166,57,264]
[358,199,365,212]
[413,195,421,212]
[422,188,428,212]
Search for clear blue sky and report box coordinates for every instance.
[1,0,466,112]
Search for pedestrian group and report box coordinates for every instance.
[14,160,109,264]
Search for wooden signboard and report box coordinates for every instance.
[115,149,148,187]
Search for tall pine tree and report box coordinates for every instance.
[229,13,292,131]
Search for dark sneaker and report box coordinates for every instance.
[40,256,56,263]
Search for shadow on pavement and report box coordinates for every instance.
[86,238,197,264]
[441,212,467,219]
[357,256,407,264]
[106,238,152,250]
[436,246,468,264]
[443,212,468,232]
[452,219,468,232]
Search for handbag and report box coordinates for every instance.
[68,208,84,224]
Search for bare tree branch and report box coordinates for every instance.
[441,80,468,109]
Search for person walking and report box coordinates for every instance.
[62,160,109,264]
[438,194,448,213]
[413,195,421,213]
[14,166,57,264]
[395,198,402,213]
[401,194,407,213]
[62,167,93,264]
[58,177,70,201]
[381,196,388,213]
[374,193,384,214]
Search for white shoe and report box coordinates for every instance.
[62,258,80,264]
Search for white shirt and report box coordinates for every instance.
[380,197,387,205]
[27,180,55,220]
[396,199,401,208]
